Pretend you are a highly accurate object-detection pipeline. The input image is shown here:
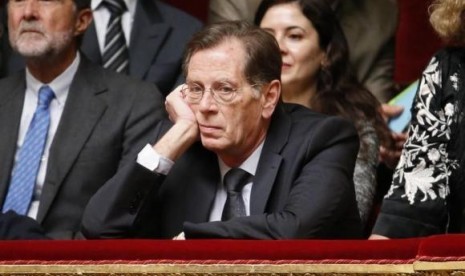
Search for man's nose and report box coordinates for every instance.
[23,0,40,18]
[198,90,217,112]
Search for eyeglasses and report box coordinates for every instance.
[181,83,257,105]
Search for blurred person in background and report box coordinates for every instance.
[210,0,398,103]
[1,0,202,96]
[371,0,465,238]
[0,0,164,239]
[255,0,394,231]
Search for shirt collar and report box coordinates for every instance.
[91,0,136,16]
[25,53,80,105]
[218,140,265,180]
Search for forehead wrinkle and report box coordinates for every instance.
[187,39,247,84]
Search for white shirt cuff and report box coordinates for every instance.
[137,144,174,175]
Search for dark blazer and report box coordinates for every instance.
[0,211,49,240]
[0,57,166,239]
[81,0,203,96]
[0,0,202,96]
[82,104,363,239]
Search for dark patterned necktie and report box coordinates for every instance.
[3,86,55,215]
[221,168,252,221]
[102,0,129,74]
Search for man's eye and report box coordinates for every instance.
[217,86,235,94]
[189,86,203,93]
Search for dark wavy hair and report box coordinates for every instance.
[255,0,393,151]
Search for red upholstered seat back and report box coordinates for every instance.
[0,239,421,263]
[161,0,209,23]
[394,0,444,86]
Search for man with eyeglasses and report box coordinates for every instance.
[82,21,363,239]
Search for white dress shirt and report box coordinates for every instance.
[137,141,264,221]
[18,54,80,219]
[91,0,136,53]
[208,142,263,221]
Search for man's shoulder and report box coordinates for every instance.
[79,58,161,92]
[0,70,24,89]
[280,103,358,137]
[147,0,203,29]
[282,103,332,124]
[75,58,165,107]
[265,103,359,167]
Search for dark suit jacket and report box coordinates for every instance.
[81,0,203,96]
[82,103,363,239]
[0,0,202,96]
[0,211,49,240]
[0,57,166,239]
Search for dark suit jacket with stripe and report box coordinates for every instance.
[83,103,363,239]
[0,0,203,97]
[81,0,203,96]
[0,57,165,239]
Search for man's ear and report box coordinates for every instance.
[74,8,93,37]
[261,79,281,119]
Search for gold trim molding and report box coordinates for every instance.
[0,263,416,275]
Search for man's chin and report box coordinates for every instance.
[17,51,49,59]
[200,137,226,153]
[13,42,49,58]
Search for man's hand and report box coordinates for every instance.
[173,232,186,240]
[165,84,197,125]
[380,104,403,122]
[379,104,408,169]
[369,234,389,240]
[380,132,407,169]
[153,85,199,162]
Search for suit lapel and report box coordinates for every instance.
[80,0,170,79]
[129,0,170,79]
[36,58,108,223]
[250,105,291,215]
[183,144,220,223]
[0,73,26,205]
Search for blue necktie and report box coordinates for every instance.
[3,86,55,215]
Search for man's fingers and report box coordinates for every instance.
[380,146,402,169]
[380,104,404,121]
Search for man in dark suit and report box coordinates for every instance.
[81,0,203,96]
[0,0,165,239]
[82,21,362,239]
[1,0,202,96]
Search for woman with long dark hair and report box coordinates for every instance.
[255,0,393,229]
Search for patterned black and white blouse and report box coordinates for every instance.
[373,48,465,238]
